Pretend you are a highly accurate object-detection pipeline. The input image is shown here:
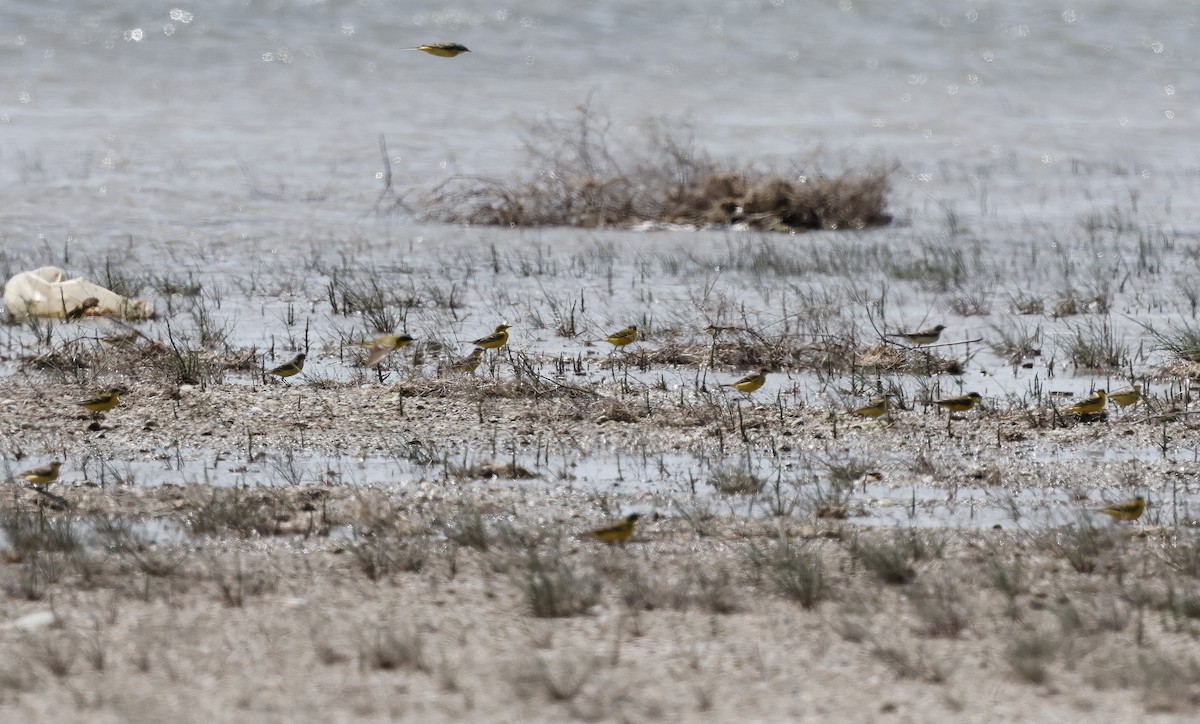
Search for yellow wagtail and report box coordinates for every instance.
[601,325,638,347]
[402,43,471,58]
[449,348,485,373]
[18,460,62,488]
[583,513,639,545]
[1066,389,1106,415]
[853,397,890,418]
[935,392,981,413]
[1108,384,1142,409]
[727,369,768,394]
[1096,495,1145,522]
[78,387,123,417]
[472,324,511,350]
[888,324,947,346]
[360,333,415,367]
[268,353,306,379]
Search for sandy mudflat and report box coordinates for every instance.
[1,374,1199,722]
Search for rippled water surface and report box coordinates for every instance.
[3,1,1200,527]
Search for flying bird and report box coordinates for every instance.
[403,43,471,58]
[360,333,415,367]
[887,324,947,346]
[1095,496,1145,522]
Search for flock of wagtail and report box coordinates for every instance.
[7,41,1151,529]
[12,318,1148,527]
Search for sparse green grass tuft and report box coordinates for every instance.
[206,553,277,607]
[91,515,185,578]
[346,532,428,581]
[1038,516,1118,574]
[29,630,78,678]
[516,550,602,618]
[1062,316,1130,371]
[849,528,942,585]
[511,654,598,703]
[435,508,492,551]
[1149,321,1200,363]
[910,578,969,637]
[1005,630,1057,684]
[747,539,829,609]
[0,507,81,558]
[360,624,428,672]
[186,489,283,538]
[708,466,764,495]
[870,641,946,683]
[692,565,741,614]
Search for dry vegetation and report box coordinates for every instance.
[419,105,892,232]
[0,485,1198,720]
[5,168,1200,719]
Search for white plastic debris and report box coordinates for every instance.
[2,266,154,321]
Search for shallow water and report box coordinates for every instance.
[2,0,1198,234]
[3,1,1200,527]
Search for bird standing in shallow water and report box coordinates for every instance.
[935,392,981,414]
[472,324,511,350]
[78,387,123,418]
[1066,389,1106,416]
[268,353,306,380]
[601,325,638,347]
[727,369,768,394]
[1096,496,1145,522]
[449,348,485,374]
[853,397,890,419]
[1108,384,1141,409]
[583,514,640,545]
[18,460,62,488]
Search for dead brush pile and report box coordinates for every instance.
[422,106,892,232]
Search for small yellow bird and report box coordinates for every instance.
[1108,384,1142,409]
[77,387,123,417]
[1066,389,1106,415]
[403,42,471,58]
[18,460,62,488]
[583,513,640,545]
[727,369,768,394]
[935,392,981,413]
[449,348,485,374]
[1096,495,1145,522]
[601,325,638,347]
[853,397,890,418]
[359,333,415,367]
[268,353,306,379]
[472,324,511,350]
[888,324,947,346]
